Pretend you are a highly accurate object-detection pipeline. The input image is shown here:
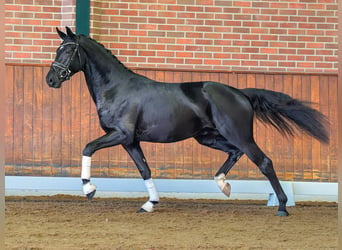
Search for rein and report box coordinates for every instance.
[52,40,81,80]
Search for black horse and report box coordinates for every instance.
[46,27,329,216]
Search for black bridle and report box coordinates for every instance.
[52,40,81,80]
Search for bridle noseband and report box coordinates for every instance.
[52,40,81,80]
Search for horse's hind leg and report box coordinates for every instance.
[241,142,289,216]
[211,136,289,216]
[216,136,289,216]
[214,149,243,197]
[203,83,288,216]
[195,134,243,197]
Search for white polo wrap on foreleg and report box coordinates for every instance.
[214,173,231,197]
[81,156,91,180]
[144,178,159,202]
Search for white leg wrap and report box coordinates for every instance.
[214,173,231,197]
[81,156,91,180]
[144,178,159,202]
[141,201,154,213]
[83,182,97,195]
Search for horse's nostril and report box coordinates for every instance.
[46,77,54,87]
[46,75,54,85]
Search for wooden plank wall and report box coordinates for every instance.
[5,65,338,182]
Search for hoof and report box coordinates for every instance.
[221,182,231,197]
[276,210,289,217]
[86,190,96,201]
[136,208,148,213]
[83,182,96,200]
[138,201,156,213]
[215,174,231,197]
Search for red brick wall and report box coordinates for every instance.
[5,0,75,64]
[5,0,338,73]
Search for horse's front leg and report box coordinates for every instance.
[81,155,97,200]
[123,142,159,213]
[81,130,128,200]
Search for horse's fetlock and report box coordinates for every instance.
[82,179,90,185]
[83,182,97,195]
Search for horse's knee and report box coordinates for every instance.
[83,143,95,157]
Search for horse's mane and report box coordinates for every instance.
[80,34,133,73]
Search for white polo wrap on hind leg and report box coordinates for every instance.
[141,178,159,212]
[141,201,155,213]
[215,173,231,197]
[144,178,159,202]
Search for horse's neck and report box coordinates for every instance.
[81,41,133,105]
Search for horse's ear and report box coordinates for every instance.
[66,26,76,39]
[56,27,67,40]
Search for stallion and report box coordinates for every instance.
[46,27,329,216]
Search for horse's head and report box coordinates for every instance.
[46,27,84,88]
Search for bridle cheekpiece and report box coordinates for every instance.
[52,39,81,80]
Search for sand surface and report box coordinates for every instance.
[5,195,338,249]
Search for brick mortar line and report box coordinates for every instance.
[112,55,337,61]
[90,28,337,33]
[7,16,337,24]
[91,21,337,26]
[5,36,338,45]
[101,21,331,27]
[88,35,337,41]
[90,3,337,8]
[90,8,338,12]
[87,39,338,47]
[4,60,338,73]
[91,23,338,28]
[9,41,335,53]
[90,12,337,18]
[5,53,337,61]
[110,44,337,50]
[5,54,336,63]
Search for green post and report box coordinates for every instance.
[76,0,90,36]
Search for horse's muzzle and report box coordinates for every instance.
[46,70,62,88]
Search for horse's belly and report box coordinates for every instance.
[136,116,203,143]
[137,128,196,143]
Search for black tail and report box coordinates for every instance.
[241,88,329,143]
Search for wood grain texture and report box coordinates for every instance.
[5,65,338,182]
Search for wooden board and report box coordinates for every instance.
[4,65,338,182]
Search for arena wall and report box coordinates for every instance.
[4,0,338,183]
[5,65,338,182]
